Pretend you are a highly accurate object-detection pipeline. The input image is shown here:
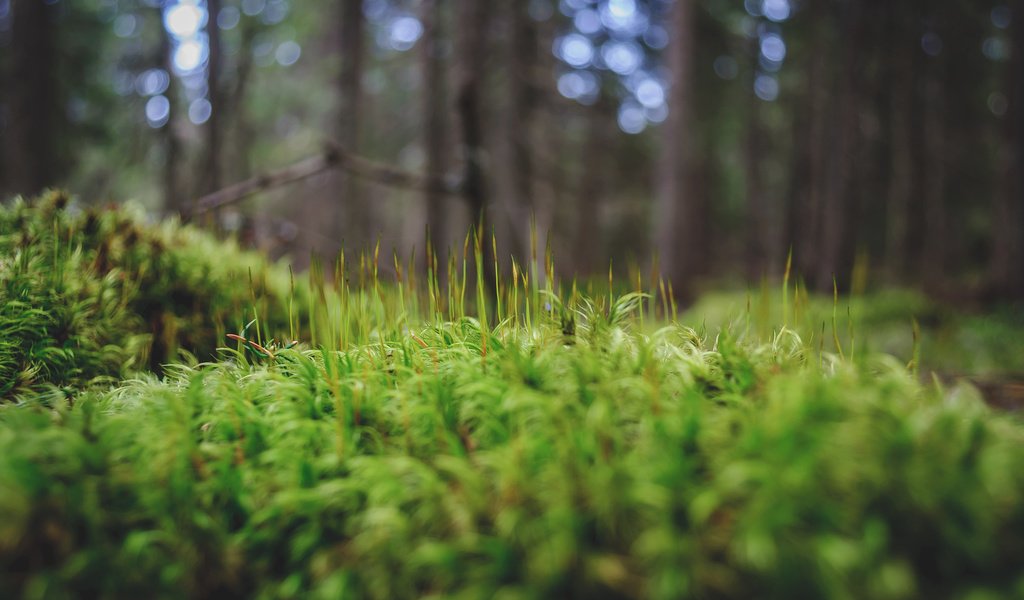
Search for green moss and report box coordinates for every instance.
[0,192,301,400]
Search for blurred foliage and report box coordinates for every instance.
[0,192,302,400]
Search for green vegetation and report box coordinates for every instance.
[1,196,1023,598]
[0,192,301,399]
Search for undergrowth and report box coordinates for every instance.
[1,193,1023,598]
[0,192,301,399]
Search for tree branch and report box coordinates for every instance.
[190,142,460,218]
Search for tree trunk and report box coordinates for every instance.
[455,0,493,288]
[992,5,1024,299]
[201,0,224,199]
[744,38,769,279]
[655,0,701,300]
[159,10,183,213]
[574,99,610,276]
[420,0,448,254]
[815,0,865,291]
[6,0,59,197]
[507,0,538,262]
[337,0,366,245]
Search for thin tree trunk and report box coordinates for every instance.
[744,37,768,279]
[159,10,183,213]
[574,100,609,275]
[655,0,701,300]
[507,0,538,262]
[992,5,1024,298]
[337,0,366,245]
[420,0,448,253]
[455,0,493,288]
[921,50,948,291]
[6,0,58,196]
[815,1,864,291]
[200,0,224,203]
[885,4,914,279]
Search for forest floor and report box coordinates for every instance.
[1,195,1023,599]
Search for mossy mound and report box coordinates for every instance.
[0,192,300,400]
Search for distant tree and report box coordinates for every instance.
[336,0,366,245]
[200,0,225,198]
[420,0,449,253]
[455,0,492,286]
[5,0,58,197]
[656,0,702,299]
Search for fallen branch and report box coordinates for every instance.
[191,142,460,217]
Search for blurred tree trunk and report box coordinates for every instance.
[656,0,701,300]
[229,17,258,182]
[991,5,1024,299]
[506,0,538,262]
[201,0,224,198]
[788,0,828,281]
[921,42,948,291]
[885,3,914,279]
[1012,0,1024,299]
[6,0,59,197]
[744,39,768,279]
[335,0,366,246]
[455,0,493,288]
[574,97,611,275]
[420,0,448,254]
[158,11,183,213]
[815,0,865,292]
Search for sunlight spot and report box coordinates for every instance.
[174,38,204,72]
[760,33,786,62]
[763,0,790,22]
[635,79,665,109]
[574,9,601,35]
[754,74,779,102]
[991,5,1011,29]
[643,25,669,50]
[188,98,212,124]
[135,69,170,96]
[618,102,646,134]
[145,95,170,128]
[241,0,265,17]
[602,40,642,75]
[645,103,669,124]
[218,6,240,30]
[389,15,423,51]
[165,2,203,39]
[113,13,137,38]
[557,70,598,103]
[559,33,594,68]
[275,40,301,66]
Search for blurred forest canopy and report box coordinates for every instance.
[0,0,1021,301]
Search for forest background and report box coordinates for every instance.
[1,0,1021,302]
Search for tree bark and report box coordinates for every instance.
[992,4,1024,299]
[337,0,366,245]
[6,0,59,197]
[158,9,183,213]
[455,0,494,288]
[815,0,865,292]
[200,0,224,199]
[574,99,610,275]
[420,0,448,253]
[744,37,769,279]
[507,0,538,262]
[655,0,701,300]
